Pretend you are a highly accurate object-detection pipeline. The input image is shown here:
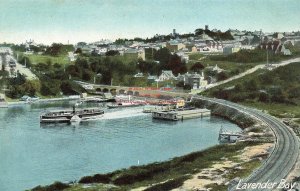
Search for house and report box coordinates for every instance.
[275,33,284,40]
[134,72,144,78]
[212,64,224,73]
[176,51,189,62]
[158,70,175,81]
[206,64,224,73]
[281,45,292,56]
[68,52,77,62]
[147,75,158,83]
[177,72,208,89]
[166,40,186,52]
[185,44,198,53]
[223,45,241,55]
[124,48,145,60]
[0,47,13,55]
[98,48,108,55]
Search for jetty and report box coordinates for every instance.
[218,126,242,142]
[152,108,211,121]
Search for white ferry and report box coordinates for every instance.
[40,107,104,123]
[107,101,145,109]
[107,95,146,109]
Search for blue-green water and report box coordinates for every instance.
[0,102,240,191]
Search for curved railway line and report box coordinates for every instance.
[193,96,300,191]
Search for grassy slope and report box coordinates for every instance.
[27,54,70,65]
[202,62,300,118]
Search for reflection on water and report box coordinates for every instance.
[0,103,240,191]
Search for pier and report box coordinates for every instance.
[218,126,242,142]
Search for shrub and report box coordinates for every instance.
[31,181,70,191]
[144,176,190,191]
[79,174,111,184]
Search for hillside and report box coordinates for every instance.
[202,62,300,119]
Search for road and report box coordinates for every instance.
[201,57,300,92]
[193,96,300,191]
[7,55,38,80]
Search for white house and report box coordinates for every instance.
[177,72,208,89]
[158,70,175,81]
[281,45,292,56]
[134,72,144,78]
[68,52,77,62]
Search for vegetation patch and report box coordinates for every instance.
[225,159,262,180]
[31,181,70,191]
[143,175,190,191]
[202,62,300,118]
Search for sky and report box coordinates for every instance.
[0,0,299,45]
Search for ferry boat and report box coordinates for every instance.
[40,107,104,123]
[81,96,109,103]
[107,101,145,109]
[152,108,211,121]
[107,95,145,109]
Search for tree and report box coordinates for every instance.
[154,48,171,67]
[75,48,82,54]
[106,50,119,56]
[75,58,89,69]
[217,71,228,81]
[82,70,92,81]
[45,43,63,56]
[45,43,74,56]
[23,80,41,96]
[190,62,204,72]
[288,86,300,99]
[247,79,258,91]
[259,92,270,102]
[167,54,187,75]
[40,80,61,96]
[195,28,204,36]
[234,83,243,91]
[60,81,77,95]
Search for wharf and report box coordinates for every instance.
[152,108,211,121]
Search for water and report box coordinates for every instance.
[0,101,241,191]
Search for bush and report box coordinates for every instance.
[31,181,70,191]
[79,174,111,184]
[144,176,189,191]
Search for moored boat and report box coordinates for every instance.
[108,95,145,108]
[82,96,109,103]
[40,107,104,123]
[107,101,145,109]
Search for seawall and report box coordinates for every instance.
[190,98,256,129]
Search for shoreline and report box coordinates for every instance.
[31,141,272,191]
[30,98,275,191]
[6,95,80,106]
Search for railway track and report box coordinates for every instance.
[193,96,300,191]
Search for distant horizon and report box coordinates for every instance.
[1,27,298,46]
[0,0,299,45]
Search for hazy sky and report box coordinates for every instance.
[0,0,299,45]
